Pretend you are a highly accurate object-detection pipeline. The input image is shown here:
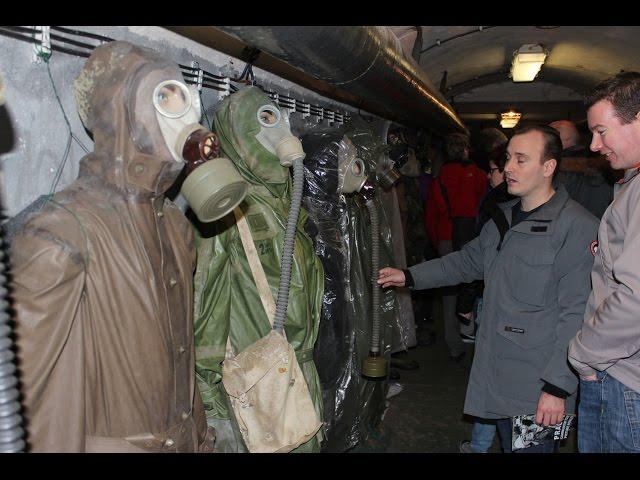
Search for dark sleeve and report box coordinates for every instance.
[402,269,414,288]
[541,382,570,399]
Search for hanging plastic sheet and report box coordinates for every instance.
[379,183,418,353]
[341,121,396,442]
[301,129,362,452]
[380,133,419,351]
[302,120,402,450]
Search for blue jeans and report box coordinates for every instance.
[474,297,483,326]
[496,418,560,453]
[578,370,640,453]
[470,418,496,453]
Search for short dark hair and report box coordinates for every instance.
[585,71,640,124]
[488,143,508,172]
[477,127,508,153]
[511,124,563,177]
[444,133,470,162]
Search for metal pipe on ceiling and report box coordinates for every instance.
[166,26,466,135]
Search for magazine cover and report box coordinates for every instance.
[511,414,575,450]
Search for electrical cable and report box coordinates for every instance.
[0,29,93,59]
[0,26,351,131]
[43,58,90,199]
[202,70,226,81]
[50,44,92,58]
[0,28,40,46]
[51,26,113,43]
[0,25,40,36]
[420,26,498,54]
[198,90,212,130]
[49,32,97,51]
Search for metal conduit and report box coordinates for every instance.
[168,26,466,135]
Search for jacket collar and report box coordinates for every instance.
[619,166,640,184]
[499,184,570,236]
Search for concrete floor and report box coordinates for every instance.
[372,301,578,453]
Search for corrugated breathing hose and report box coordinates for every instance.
[0,247,25,452]
[272,157,305,333]
[365,199,381,354]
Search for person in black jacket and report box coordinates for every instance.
[458,143,515,453]
[456,145,514,332]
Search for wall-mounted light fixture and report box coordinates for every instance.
[510,44,547,82]
[500,110,522,128]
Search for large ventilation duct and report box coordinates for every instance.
[165,26,466,135]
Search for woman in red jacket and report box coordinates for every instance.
[423,133,488,360]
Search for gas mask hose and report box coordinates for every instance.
[0,248,25,453]
[272,157,305,333]
[360,179,386,378]
[365,199,381,355]
[0,73,25,452]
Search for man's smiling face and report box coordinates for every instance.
[588,99,640,170]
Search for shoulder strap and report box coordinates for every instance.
[437,178,453,219]
[232,207,276,326]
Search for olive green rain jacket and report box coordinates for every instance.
[193,87,325,453]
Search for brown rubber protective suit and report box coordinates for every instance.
[10,41,214,452]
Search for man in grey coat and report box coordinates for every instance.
[568,72,640,453]
[379,125,599,453]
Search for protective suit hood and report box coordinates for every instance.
[74,41,187,196]
[213,86,290,198]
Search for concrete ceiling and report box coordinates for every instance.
[390,26,640,127]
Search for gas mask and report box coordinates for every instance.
[152,80,248,222]
[254,104,305,167]
[337,136,367,194]
[399,149,421,177]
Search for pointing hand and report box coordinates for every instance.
[377,267,406,289]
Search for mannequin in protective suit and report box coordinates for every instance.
[193,86,324,453]
[343,125,396,446]
[301,132,364,451]
[10,41,215,452]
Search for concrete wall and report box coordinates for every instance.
[0,26,377,218]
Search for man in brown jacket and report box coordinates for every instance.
[568,72,640,453]
[10,41,214,452]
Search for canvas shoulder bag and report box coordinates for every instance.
[221,207,322,453]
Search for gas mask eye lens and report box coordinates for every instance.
[257,105,281,127]
[153,80,191,118]
[351,159,365,176]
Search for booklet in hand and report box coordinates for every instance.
[511,414,575,451]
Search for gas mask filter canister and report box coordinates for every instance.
[152,80,248,222]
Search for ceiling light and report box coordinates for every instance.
[500,111,521,129]
[510,44,547,82]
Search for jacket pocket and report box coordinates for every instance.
[497,321,555,350]
[624,387,640,450]
[508,251,555,307]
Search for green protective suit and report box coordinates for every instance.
[192,87,325,453]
